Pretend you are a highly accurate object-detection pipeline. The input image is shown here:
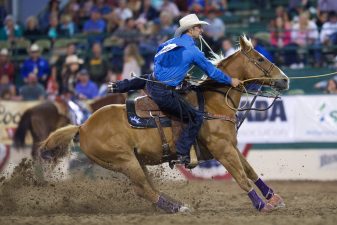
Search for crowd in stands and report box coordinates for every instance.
[0,0,337,101]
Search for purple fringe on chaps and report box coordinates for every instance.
[156,195,182,213]
[254,178,274,200]
[248,189,265,211]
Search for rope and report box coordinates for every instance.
[241,71,337,83]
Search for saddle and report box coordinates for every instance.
[126,90,212,168]
[135,95,167,118]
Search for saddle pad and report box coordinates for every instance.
[126,96,171,128]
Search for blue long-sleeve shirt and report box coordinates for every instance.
[21,57,50,79]
[153,34,232,86]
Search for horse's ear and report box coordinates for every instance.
[239,36,248,52]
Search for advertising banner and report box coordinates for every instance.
[237,95,337,143]
[0,100,40,145]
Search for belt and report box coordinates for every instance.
[151,74,177,90]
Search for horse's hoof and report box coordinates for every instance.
[260,203,274,213]
[178,204,193,213]
[260,194,285,213]
[268,194,285,209]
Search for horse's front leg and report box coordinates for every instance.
[208,140,272,212]
[235,146,285,210]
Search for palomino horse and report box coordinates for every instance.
[40,36,289,213]
[13,94,126,159]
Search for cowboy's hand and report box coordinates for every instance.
[231,78,243,87]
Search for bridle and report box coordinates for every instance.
[240,48,275,79]
[201,47,281,129]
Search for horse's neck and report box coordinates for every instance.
[204,86,242,117]
[203,54,245,116]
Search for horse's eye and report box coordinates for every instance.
[258,58,264,62]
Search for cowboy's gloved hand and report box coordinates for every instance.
[231,78,243,88]
[107,82,118,93]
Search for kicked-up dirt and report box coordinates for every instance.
[0,159,336,225]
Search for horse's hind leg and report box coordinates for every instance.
[120,156,190,213]
[235,147,285,209]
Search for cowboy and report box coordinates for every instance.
[110,14,242,164]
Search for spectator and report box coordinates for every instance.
[46,15,60,41]
[83,7,106,34]
[156,11,176,43]
[75,69,98,99]
[315,11,329,32]
[51,42,77,88]
[121,43,144,80]
[21,44,50,86]
[114,0,133,22]
[270,6,291,30]
[38,0,60,31]
[61,54,83,94]
[83,7,106,44]
[62,0,80,25]
[137,0,159,22]
[205,0,228,12]
[127,0,142,18]
[160,0,180,19]
[113,18,141,44]
[290,11,320,67]
[326,79,337,94]
[0,15,22,41]
[320,11,337,46]
[23,16,43,42]
[188,0,205,14]
[203,8,225,48]
[0,74,16,100]
[96,0,112,16]
[317,0,337,15]
[59,14,76,37]
[221,38,236,58]
[19,73,46,101]
[270,16,292,48]
[0,48,15,82]
[86,42,111,85]
[288,0,311,19]
[0,0,7,23]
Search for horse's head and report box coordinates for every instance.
[217,36,289,91]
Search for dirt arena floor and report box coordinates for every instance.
[0,160,336,225]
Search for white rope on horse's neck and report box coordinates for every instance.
[187,35,216,75]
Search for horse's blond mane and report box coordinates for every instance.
[239,35,253,49]
[209,35,253,66]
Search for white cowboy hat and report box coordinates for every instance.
[65,55,84,65]
[0,48,9,56]
[29,44,40,52]
[174,14,209,37]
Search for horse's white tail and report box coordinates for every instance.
[39,125,80,163]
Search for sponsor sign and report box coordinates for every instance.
[237,95,337,143]
[0,100,40,144]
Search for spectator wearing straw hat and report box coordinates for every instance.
[61,54,83,94]
[21,44,50,86]
[0,48,15,82]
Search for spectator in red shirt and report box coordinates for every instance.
[270,16,291,48]
[0,48,15,82]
